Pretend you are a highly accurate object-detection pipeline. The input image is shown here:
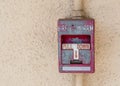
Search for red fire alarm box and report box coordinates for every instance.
[58,19,95,73]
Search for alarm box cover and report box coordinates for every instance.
[58,19,95,73]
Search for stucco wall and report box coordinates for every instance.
[0,0,120,86]
[83,0,120,86]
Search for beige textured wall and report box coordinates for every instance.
[84,0,120,86]
[0,0,120,86]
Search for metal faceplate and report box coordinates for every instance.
[58,19,95,73]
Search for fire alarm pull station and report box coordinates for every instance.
[58,19,95,73]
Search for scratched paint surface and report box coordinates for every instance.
[58,19,94,72]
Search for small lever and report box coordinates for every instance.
[62,43,90,64]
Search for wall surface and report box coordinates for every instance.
[0,0,120,86]
[84,0,120,86]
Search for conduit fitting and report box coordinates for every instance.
[72,10,85,18]
[71,0,85,18]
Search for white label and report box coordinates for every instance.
[62,66,91,71]
[62,43,90,60]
